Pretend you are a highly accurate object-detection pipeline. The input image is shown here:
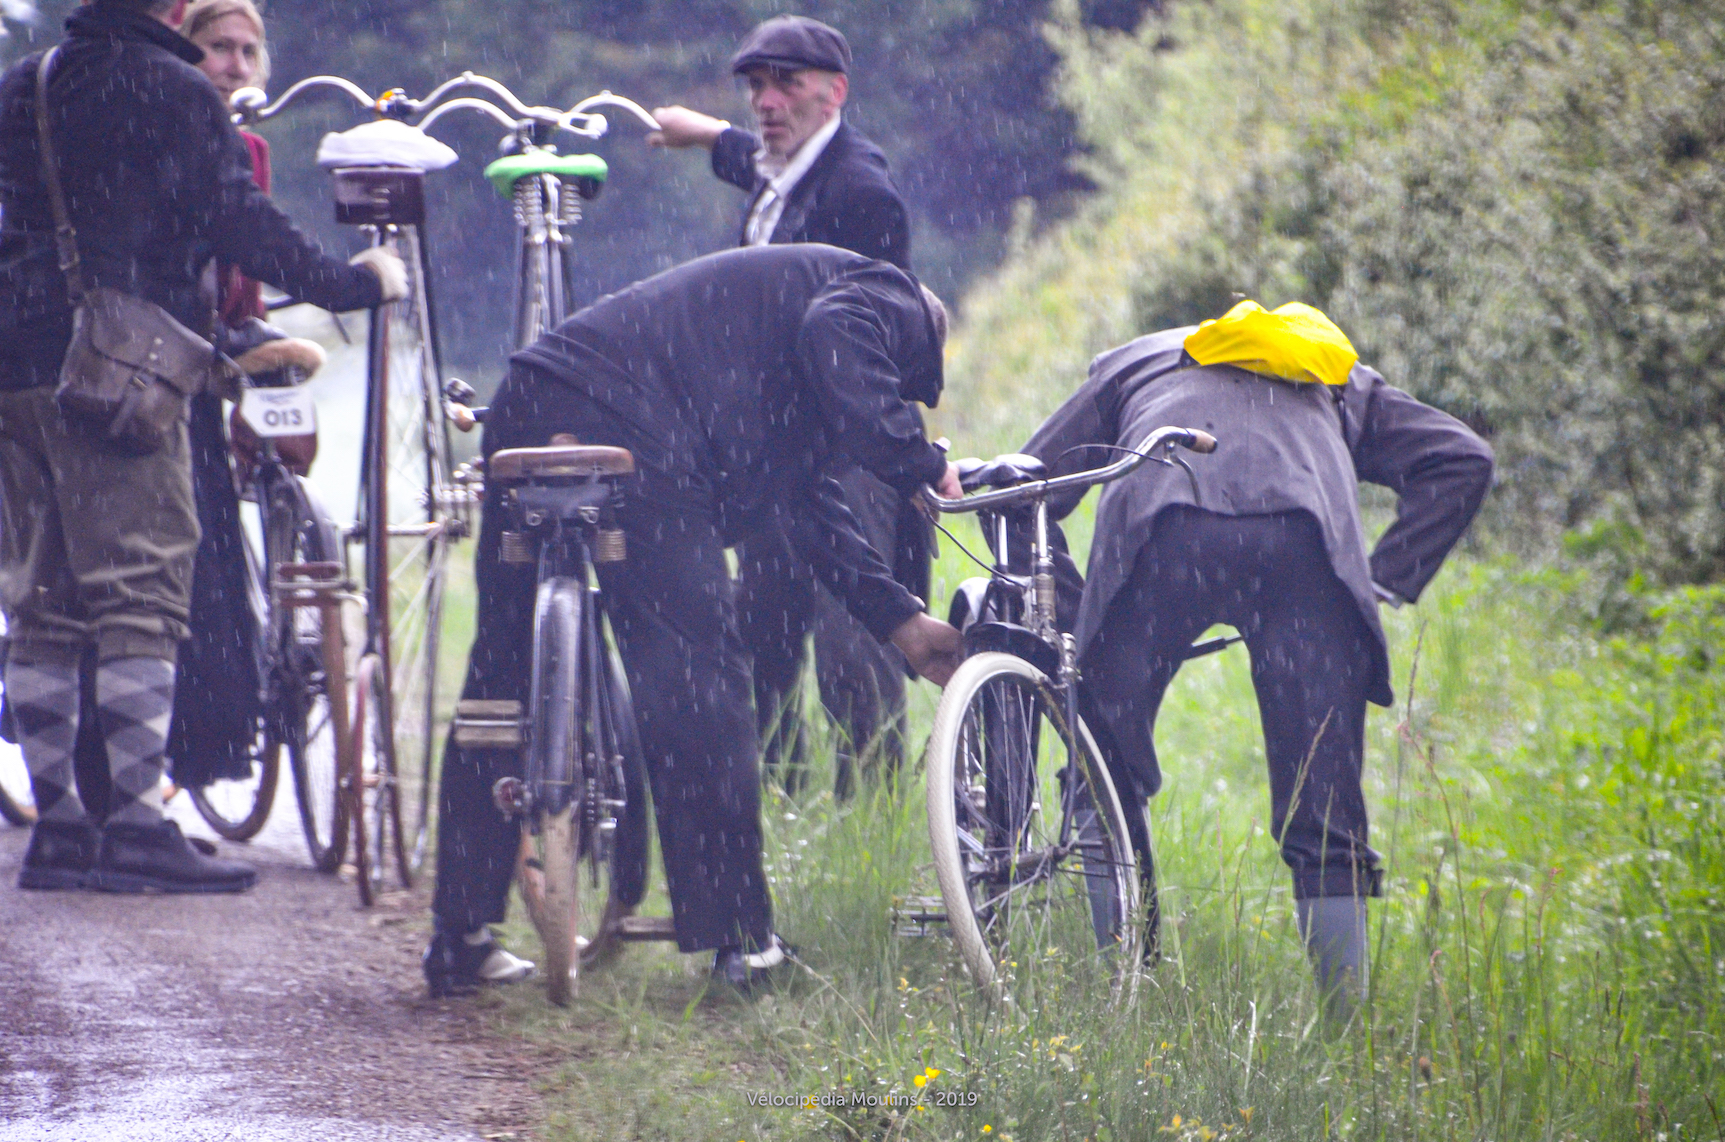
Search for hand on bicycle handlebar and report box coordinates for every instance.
[891,613,964,688]
[647,106,730,150]
[916,462,965,522]
[935,461,963,502]
[350,247,408,303]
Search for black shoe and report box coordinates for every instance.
[89,818,257,894]
[423,927,536,998]
[17,818,100,891]
[712,934,797,992]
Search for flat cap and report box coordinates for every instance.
[730,15,852,76]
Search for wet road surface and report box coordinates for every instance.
[0,795,542,1141]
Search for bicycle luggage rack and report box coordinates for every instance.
[272,562,362,638]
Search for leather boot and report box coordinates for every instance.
[17,818,100,890]
[1297,895,1369,1026]
[90,818,257,894]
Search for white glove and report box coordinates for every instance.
[350,246,408,304]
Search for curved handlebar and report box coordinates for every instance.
[922,426,1217,514]
[230,76,374,123]
[231,72,659,140]
[416,96,526,133]
[571,92,661,131]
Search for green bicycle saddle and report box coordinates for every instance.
[483,152,609,199]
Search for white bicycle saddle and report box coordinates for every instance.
[316,118,459,172]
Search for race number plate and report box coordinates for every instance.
[240,385,318,438]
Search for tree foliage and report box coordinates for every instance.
[947,0,1725,581]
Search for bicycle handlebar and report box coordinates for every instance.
[415,96,523,133]
[230,76,373,123]
[922,426,1217,514]
[230,72,659,140]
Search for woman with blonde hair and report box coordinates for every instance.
[182,0,272,325]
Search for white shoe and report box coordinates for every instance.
[477,943,536,984]
[745,936,789,970]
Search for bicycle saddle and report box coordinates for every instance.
[489,445,635,481]
[956,453,1047,492]
[483,152,609,199]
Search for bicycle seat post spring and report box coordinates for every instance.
[593,528,626,563]
[514,177,545,241]
[559,181,582,227]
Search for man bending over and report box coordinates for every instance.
[425,245,963,995]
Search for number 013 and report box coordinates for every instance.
[240,385,318,438]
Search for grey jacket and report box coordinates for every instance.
[1023,328,1495,706]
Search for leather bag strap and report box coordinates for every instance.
[33,46,85,305]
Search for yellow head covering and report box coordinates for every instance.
[1183,300,1359,387]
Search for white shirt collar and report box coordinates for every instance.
[744,113,842,247]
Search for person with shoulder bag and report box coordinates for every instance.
[0,0,405,894]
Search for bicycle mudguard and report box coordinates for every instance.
[961,621,1059,677]
[483,152,608,199]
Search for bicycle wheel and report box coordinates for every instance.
[0,738,36,827]
[927,651,1140,997]
[350,652,391,907]
[261,470,346,872]
[521,577,583,1003]
[358,227,455,889]
[577,631,652,971]
[187,733,280,841]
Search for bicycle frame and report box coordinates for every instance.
[925,425,1219,730]
[489,476,628,829]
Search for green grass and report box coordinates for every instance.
[473,533,1723,1141]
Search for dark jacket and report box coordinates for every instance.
[508,244,946,639]
[712,121,912,270]
[1025,327,1496,706]
[0,5,380,389]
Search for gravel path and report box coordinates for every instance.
[0,794,542,1141]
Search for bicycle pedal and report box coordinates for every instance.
[454,699,526,748]
[615,915,677,942]
[891,895,949,938]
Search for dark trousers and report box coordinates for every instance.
[432,400,773,953]
[734,467,908,798]
[1084,506,1383,899]
[167,393,264,787]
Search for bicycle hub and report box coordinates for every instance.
[491,775,532,817]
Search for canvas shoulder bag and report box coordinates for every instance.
[34,46,232,453]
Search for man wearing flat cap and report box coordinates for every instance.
[650,14,911,267]
[649,15,931,799]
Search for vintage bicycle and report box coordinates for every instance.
[416,80,672,1001]
[184,362,346,862]
[917,426,1222,999]
[448,443,658,1004]
[218,75,657,903]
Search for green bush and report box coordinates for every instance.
[943,0,1725,583]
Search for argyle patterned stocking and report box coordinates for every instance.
[96,656,175,827]
[4,660,86,823]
